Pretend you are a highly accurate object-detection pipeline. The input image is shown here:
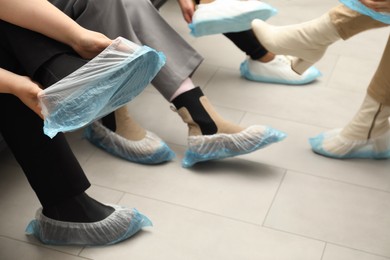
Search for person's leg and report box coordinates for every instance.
[51,0,203,99]
[0,17,174,165]
[0,95,99,221]
[224,30,321,85]
[330,4,388,40]
[35,50,175,164]
[251,4,388,74]
[310,36,390,159]
[51,0,286,167]
[0,25,151,245]
[224,30,268,61]
[0,96,151,245]
[170,86,287,167]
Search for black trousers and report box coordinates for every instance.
[0,21,90,208]
[224,30,268,60]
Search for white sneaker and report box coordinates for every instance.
[240,55,321,85]
[189,0,277,37]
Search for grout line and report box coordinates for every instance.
[0,235,92,259]
[261,169,287,227]
[285,169,390,195]
[320,243,327,260]
[92,183,263,226]
[325,241,390,259]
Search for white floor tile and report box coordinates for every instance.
[265,172,390,257]
[323,244,390,260]
[84,148,285,224]
[0,237,88,260]
[81,194,325,260]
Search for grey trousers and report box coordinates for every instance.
[50,0,203,100]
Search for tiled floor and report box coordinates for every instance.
[1,0,390,259]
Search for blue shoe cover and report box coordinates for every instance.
[309,129,390,159]
[25,205,152,246]
[189,0,277,37]
[39,37,166,138]
[239,56,321,85]
[340,0,390,24]
[84,121,175,164]
[182,125,287,168]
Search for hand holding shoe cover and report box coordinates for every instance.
[38,37,166,138]
[190,0,277,37]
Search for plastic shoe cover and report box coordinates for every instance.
[240,55,321,85]
[182,125,287,168]
[189,0,277,37]
[309,129,390,159]
[340,0,390,24]
[84,121,175,164]
[38,37,166,138]
[25,205,152,246]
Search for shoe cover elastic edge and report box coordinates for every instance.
[309,131,390,159]
[25,206,152,246]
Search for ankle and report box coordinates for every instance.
[42,193,114,223]
[172,87,243,136]
[257,52,275,63]
[114,107,146,141]
[172,87,218,135]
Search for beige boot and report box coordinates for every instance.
[310,94,390,158]
[171,87,286,167]
[252,13,340,74]
[340,94,390,140]
[84,106,175,164]
[176,95,244,136]
[114,106,146,141]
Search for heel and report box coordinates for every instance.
[291,58,313,75]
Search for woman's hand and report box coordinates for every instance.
[177,0,196,23]
[360,0,390,13]
[71,29,113,60]
[0,68,43,118]
[11,76,44,118]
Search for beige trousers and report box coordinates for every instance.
[330,4,390,105]
[367,36,390,105]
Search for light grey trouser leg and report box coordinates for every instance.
[50,0,203,100]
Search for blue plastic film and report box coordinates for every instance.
[340,0,390,24]
[38,37,166,138]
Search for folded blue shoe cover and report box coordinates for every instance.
[38,37,166,138]
[309,129,390,159]
[340,0,390,24]
[182,125,287,168]
[25,205,152,246]
[239,59,322,85]
[189,1,277,37]
[84,121,175,164]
